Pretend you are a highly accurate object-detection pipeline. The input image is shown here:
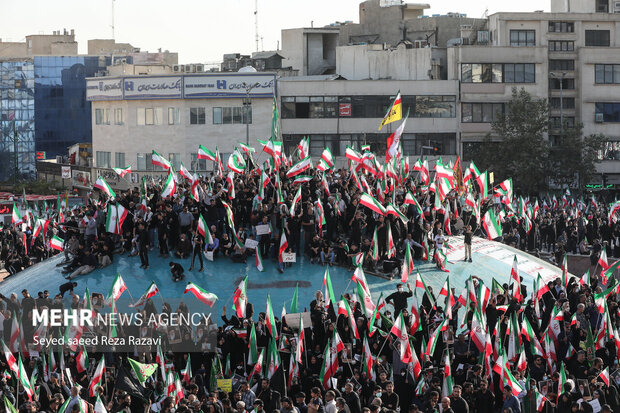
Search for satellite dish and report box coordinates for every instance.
[238,66,257,73]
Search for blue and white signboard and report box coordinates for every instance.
[86,73,276,101]
[183,74,275,98]
[122,76,183,99]
[86,78,123,101]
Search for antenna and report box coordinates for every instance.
[254,0,259,52]
[111,0,115,39]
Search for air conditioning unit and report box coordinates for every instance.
[185,64,194,73]
[595,113,604,122]
[195,64,205,73]
[172,65,184,72]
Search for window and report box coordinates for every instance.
[213,107,222,124]
[549,60,574,71]
[461,63,534,83]
[168,107,180,125]
[191,153,207,170]
[548,21,574,33]
[190,107,206,124]
[550,117,575,129]
[137,153,162,171]
[510,30,535,46]
[595,64,620,84]
[585,30,610,46]
[595,102,620,122]
[414,96,456,118]
[114,152,125,168]
[596,0,609,12]
[550,78,575,89]
[549,41,574,51]
[281,97,337,119]
[96,151,111,168]
[550,97,575,109]
[136,108,162,126]
[114,108,123,125]
[95,108,109,125]
[461,103,505,123]
[598,141,620,160]
[168,153,181,170]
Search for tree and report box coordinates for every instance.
[472,87,549,195]
[549,128,605,190]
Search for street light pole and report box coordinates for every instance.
[241,82,256,146]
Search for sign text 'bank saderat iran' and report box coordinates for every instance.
[86,73,276,101]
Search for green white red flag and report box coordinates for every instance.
[107,273,127,304]
[129,282,159,307]
[233,276,248,318]
[184,282,218,307]
[94,177,116,199]
[161,170,176,198]
[88,356,106,396]
[112,166,131,178]
[152,150,172,170]
[49,235,64,251]
[18,354,34,401]
[265,295,277,338]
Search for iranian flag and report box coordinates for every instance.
[471,309,486,353]
[184,282,218,307]
[95,396,108,413]
[76,346,88,373]
[279,232,288,263]
[297,137,309,159]
[405,192,423,215]
[11,203,23,225]
[401,242,414,283]
[319,330,344,389]
[482,209,502,240]
[197,214,208,238]
[426,319,448,358]
[534,390,547,412]
[345,146,363,163]
[249,349,265,382]
[233,276,248,318]
[441,348,453,398]
[320,147,334,168]
[521,317,544,356]
[579,270,591,287]
[386,108,409,161]
[0,340,17,375]
[248,323,258,364]
[293,175,312,185]
[161,170,176,198]
[286,156,312,178]
[477,171,489,199]
[89,356,106,397]
[296,317,305,364]
[511,256,523,303]
[106,203,128,235]
[227,150,246,174]
[107,273,128,304]
[363,337,376,381]
[599,366,610,386]
[181,354,191,383]
[265,295,277,339]
[290,186,302,217]
[415,270,436,308]
[18,354,34,401]
[413,157,430,185]
[599,248,610,281]
[387,222,395,258]
[129,282,159,307]
[390,313,411,361]
[198,145,218,161]
[323,267,336,311]
[338,298,360,339]
[434,159,454,184]
[152,150,172,170]
[255,248,264,272]
[32,218,50,239]
[359,192,386,215]
[49,235,64,251]
[112,166,131,178]
[94,177,116,199]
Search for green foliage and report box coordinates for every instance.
[470,87,607,195]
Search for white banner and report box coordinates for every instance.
[282,252,296,263]
[123,76,182,99]
[256,224,271,236]
[86,78,123,101]
[183,74,276,98]
[244,239,259,249]
[61,166,71,179]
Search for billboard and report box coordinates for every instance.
[183,74,275,98]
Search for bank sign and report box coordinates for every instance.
[86,73,276,101]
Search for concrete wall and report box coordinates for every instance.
[0,42,27,58]
[91,97,273,171]
[281,29,305,74]
[281,28,339,75]
[337,43,434,80]
[26,34,77,55]
[88,39,138,55]
[551,0,602,13]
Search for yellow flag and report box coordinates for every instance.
[378,92,402,130]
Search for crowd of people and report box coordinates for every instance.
[0,146,620,413]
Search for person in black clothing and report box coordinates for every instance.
[20,289,36,318]
[256,378,281,413]
[464,225,473,262]
[189,229,204,272]
[157,213,169,257]
[169,262,185,282]
[380,382,399,411]
[138,222,150,269]
[343,383,361,413]
[385,283,413,317]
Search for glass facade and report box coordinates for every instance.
[34,56,104,160]
[0,61,35,181]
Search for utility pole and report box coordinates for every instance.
[13,122,18,185]
[254,0,259,52]
[111,0,115,39]
[242,82,256,145]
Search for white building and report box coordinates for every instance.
[87,72,276,180]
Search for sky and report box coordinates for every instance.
[0,0,550,65]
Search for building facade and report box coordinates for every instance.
[87,73,276,179]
